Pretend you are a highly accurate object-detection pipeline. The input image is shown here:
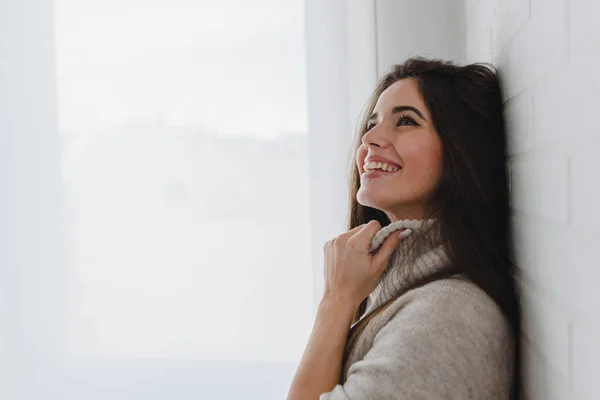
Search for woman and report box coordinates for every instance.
[287,57,520,400]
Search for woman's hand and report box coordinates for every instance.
[322,220,408,309]
[288,221,409,400]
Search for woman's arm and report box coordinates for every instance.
[286,295,358,400]
[287,221,402,400]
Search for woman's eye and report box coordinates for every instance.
[396,115,418,126]
[365,115,417,132]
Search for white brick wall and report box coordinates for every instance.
[463,0,600,399]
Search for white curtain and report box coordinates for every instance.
[1,0,320,398]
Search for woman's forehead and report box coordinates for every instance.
[374,79,424,114]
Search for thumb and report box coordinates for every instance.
[372,229,412,268]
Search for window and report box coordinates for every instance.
[54,0,312,397]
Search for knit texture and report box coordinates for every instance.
[319,219,515,400]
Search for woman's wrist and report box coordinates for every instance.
[319,292,360,319]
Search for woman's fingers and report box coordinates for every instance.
[352,220,381,241]
[372,229,412,267]
[336,223,368,242]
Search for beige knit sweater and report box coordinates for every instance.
[319,219,515,400]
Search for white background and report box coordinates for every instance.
[3,0,597,399]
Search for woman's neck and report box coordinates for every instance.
[385,206,438,222]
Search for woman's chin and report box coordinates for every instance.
[357,191,418,212]
[357,193,394,212]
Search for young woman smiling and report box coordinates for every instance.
[287,57,520,400]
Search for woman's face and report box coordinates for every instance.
[355,78,444,221]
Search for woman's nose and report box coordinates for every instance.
[362,126,385,148]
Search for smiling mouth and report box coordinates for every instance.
[361,168,402,179]
[362,167,402,173]
[362,161,401,173]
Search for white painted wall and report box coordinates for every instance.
[375,0,463,74]
[464,1,600,399]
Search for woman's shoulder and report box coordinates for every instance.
[386,273,513,339]
[411,273,496,305]
[342,274,515,400]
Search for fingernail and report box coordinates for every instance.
[398,229,413,239]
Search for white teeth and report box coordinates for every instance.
[363,161,400,172]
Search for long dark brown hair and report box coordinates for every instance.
[342,57,521,399]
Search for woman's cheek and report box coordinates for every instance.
[404,153,438,194]
[415,153,443,198]
[356,146,367,168]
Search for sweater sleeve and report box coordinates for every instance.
[319,281,514,400]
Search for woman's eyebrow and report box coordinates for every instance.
[368,105,426,122]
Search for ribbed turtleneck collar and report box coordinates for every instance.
[362,218,452,318]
